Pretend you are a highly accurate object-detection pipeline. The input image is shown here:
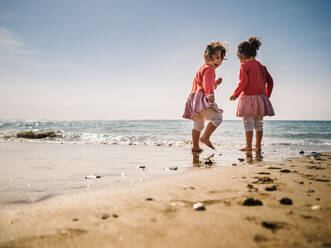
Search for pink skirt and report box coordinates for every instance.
[236,95,275,117]
[183,90,223,120]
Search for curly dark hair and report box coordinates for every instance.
[237,36,262,59]
[204,41,227,62]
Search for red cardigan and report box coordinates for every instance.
[233,60,273,98]
[191,64,215,97]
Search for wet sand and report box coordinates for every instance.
[0,146,330,248]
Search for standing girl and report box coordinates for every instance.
[183,41,227,152]
[230,37,274,152]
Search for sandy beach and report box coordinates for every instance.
[0,144,330,248]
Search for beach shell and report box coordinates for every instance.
[85,175,101,179]
[311,205,321,210]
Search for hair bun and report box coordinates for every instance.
[248,37,261,50]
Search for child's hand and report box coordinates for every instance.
[207,95,215,103]
[229,95,236,101]
[215,77,222,89]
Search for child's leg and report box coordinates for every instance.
[240,117,254,151]
[200,122,217,149]
[199,108,223,149]
[192,115,204,152]
[254,116,263,151]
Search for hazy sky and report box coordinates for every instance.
[0,0,330,120]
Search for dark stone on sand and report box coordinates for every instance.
[219,153,222,156]
[280,197,293,205]
[101,213,110,220]
[299,181,304,184]
[313,178,330,182]
[193,202,206,211]
[243,198,263,206]
[299,151,304,154]
[253,176,274,184]
[238,158,245,162]
[265,185,277,191]
[316,198,320,201]
[322,243,331,247]
[17,130,57,139]
[145,197,154,201]
[204,160,213,165]
[112,214,119,218]
[257,172,271,175]
[138,165,146,169]
[280,169,291,173]
[307,189,315,193]
[232,163,237,166]
[168,166,178,170]
[267,166,281,170]
[72,218,79,222]
[262,221,283,231]
[247,184,254,189]
[307,165,325,170]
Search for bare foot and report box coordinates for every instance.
[239,147,253,152]
[200,137,215,150]
[192,148,203,153]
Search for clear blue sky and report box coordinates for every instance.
[0,0,330,120]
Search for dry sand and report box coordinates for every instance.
[0,151,330,248]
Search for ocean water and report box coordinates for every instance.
[1,119,331,162]
[0,119,330,204]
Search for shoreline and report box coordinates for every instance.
[0,141,321,206]
[0,149,330,247]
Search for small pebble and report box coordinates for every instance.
[238,158,245,162]
[280,197,293,205]
[193,202,206,211]
[243,198,263,206]
[265,185,277,191]
[258,172,270,175]
[280,169,291,173]
[262,221,282,231]
[311,205,321,210]
[299,151,304,154]
[112,214,119,218]
[145,197,154,201]
[164,166,178,171]
[232,163,237,166]
[137,165,146,170]
[101,213,110,220]
[72,218,79,222]
[85,175,101,179]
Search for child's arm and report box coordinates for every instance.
[215,77,222,89]
[265,67,274,97]
[202,67,216,103]
[230,64,248,100]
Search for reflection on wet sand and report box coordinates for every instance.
[246,150,263,164]
[192,151,202,167]
[192,150,264,167]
